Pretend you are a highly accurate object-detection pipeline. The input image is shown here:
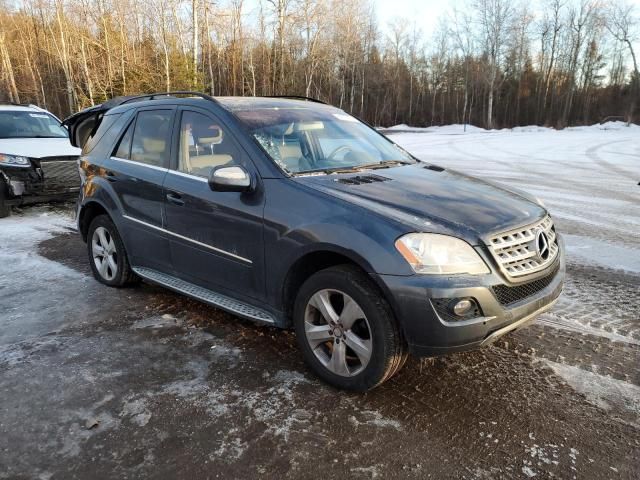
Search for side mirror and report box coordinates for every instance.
[208,165,253,192]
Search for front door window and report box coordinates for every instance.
[178,111,242,178]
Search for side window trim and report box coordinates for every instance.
[169,168,209,182]
[111,107,176,169]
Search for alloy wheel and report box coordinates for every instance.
[304,289,372,377]
[92,226,118,281]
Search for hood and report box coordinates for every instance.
[296,164,546,243]
[0,138,80,158]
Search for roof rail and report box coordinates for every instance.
[263,95,328,105]
[0,102,39,108]
[119,91,219,106]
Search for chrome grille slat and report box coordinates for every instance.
[39,157,80,192]
[487,215,559,279]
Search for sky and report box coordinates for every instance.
[373,0,450,36]
[241,0,640,58]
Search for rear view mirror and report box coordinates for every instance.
[208,166,253,192]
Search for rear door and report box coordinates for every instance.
[106,107,176,271]
[162,106,266,301]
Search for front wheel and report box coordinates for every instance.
[293,265,407,391]
[87,214,138,287]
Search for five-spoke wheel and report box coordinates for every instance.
[92,226,118,281]
[294,265,407,391]
[304,289,372,377]
[86,214,138,287]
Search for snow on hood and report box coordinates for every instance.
[0,138,81,158]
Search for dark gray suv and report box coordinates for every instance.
[65,92,565,391]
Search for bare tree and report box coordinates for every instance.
[605,0,639,124]
[473,0,514,129]
[0,0,638,126]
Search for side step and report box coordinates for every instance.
[132,267,276,324]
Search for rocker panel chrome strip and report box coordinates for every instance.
[122,214,252,264]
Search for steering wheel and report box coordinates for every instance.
[326,145,353,161]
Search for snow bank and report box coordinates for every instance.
[386,121,639,133]
[385,123,487,133]
[567,121,640,132]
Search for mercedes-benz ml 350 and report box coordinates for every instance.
[65,92,564,391]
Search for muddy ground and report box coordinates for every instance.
[1,126,639,479]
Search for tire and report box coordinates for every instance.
[0,179,11,218]
[87,214,138,287]
[293,265,407,391]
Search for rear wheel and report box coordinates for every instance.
[294,265,407,391]
[0,180,11,218]
[87,214,138,287]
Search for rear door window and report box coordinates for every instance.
[127,110,173,168]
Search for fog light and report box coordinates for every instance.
[452,299,473,316]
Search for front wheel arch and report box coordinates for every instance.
[282,249,374,321]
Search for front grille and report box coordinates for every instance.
[486,215,559,279]
[491,262,559,306]
[39,157,80,192]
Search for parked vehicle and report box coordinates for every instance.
[65,92,565,391]
[0,103,81,218]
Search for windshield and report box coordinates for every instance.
[233,107,414,174]
[0,111,68,139]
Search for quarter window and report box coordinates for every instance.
[113,120,134,159]
[82,113,122,155]
[128,110,173,167]
[177,111,241,178]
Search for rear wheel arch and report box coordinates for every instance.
[86,213,139,287]
[79,201,110,241]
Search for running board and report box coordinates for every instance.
[132,267,276,324]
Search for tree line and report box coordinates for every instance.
[0,0,638,128]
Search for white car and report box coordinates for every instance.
[0,103,81,217]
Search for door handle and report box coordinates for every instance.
[166,192,185,206]
[105,171,117,182]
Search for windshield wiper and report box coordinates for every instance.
[359,160,412,169]
[293,160,412,176]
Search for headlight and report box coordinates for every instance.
[395,233,490,275]
[0,154,30,167]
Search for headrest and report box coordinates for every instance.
[142,138,166,153]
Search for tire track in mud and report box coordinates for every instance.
[538,262,640,345]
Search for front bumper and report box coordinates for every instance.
[375,236,565,357]
[1,163,79,206]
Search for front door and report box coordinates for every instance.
[163,107,265,302]
[106,107,175,271]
